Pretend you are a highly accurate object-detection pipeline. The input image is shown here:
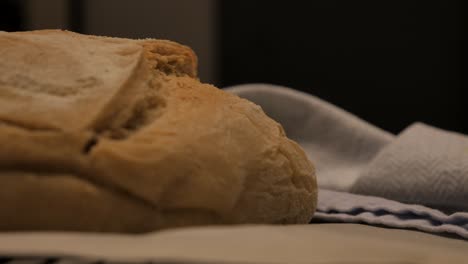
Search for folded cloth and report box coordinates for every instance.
[316,189,468,239]
[352,123,468,213]
[226,83,468,238]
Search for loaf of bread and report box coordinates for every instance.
[0,30,317,232]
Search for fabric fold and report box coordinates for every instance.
[352,122,468,213]
[315,189,468,239]
[227,83,468,239]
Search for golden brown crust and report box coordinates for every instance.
[0,30,316,232]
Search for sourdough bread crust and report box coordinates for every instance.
[0,30,317,232]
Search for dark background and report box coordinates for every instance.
[1,0,466,134]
